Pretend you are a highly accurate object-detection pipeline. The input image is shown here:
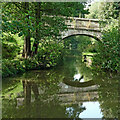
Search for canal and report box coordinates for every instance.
[2,49,120,119]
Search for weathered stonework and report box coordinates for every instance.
[62,17,103,40]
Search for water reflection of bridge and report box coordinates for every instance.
[58,83,98,105]
[16,81,98,107]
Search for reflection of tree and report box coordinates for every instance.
[62,56,77,78]
[2,53,98,118]
[2,69,62,118]
[2,67,88,118]
[96,74,120,118]
[22,80,39,104]
[75,57,93,82]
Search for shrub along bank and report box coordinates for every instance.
[2,42,63,78]
[92,21,120,73]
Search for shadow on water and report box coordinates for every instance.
[2,49,120,119]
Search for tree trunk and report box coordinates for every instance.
[23,2,31,58]
[24,35,31,58]
[32,2,41,55]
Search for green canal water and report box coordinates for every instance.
[2,50,120,119]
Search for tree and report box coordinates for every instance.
[32,3,41,55]
[92,22,120,73]
[86,2,120,19]
[2,2,88,58]
[23,3,31,58]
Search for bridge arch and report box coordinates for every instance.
[61,17,103,41]
[62,29,102,41]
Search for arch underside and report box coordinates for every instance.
[62,29,102,41]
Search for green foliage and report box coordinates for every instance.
[64,36,79,49]
[2,2,89,60]
[1,2,92,78]
[2,34,20,59]
[2,58,42,78]
[64,35,97,58]
[92,23,120,72]
[40,2,88,17]
[84,41,98,53]
[64,36,93,52]
[95,74,119,118]
[2,59,25,78]
[35,39,64,68]
[2,39,64,78]
[77,36,93,53]
[87,2,119,19]
[2,2,88,39]
[86,2,120,72]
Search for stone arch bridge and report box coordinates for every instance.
[62,17,103,40]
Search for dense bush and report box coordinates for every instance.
[92,23,120,73]
[35,41,64,67]
[2,58,43,78]
[2,59,24,78]
[2,41,63,78]
[2,34,21,59]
